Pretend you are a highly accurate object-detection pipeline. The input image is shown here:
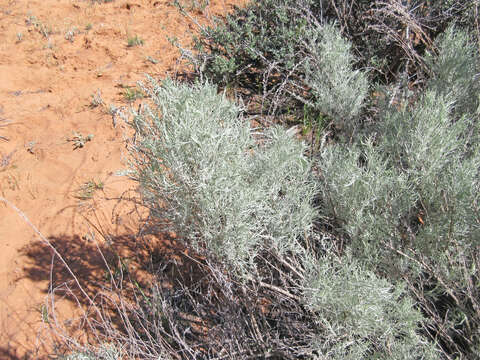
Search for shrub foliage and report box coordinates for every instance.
[56,1,480,359]
[185,0,370,128]
[122,77,436,359]
[182,0,477,117]
[130,77,316,275]
[319,26,480,358]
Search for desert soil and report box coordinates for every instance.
[0,0,238,358]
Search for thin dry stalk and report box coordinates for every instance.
[0,118,13,141]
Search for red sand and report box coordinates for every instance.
[0,0,239,357]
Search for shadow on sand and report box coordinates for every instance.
[12,215,201,359]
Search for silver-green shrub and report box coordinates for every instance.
[127,77,434,358]
[130,76,316,275]
[182,0,368,130]
[318,26,480,358]
[318,140,419,278]
[304,23,368,128]
[62,344,121,360]
[425,26,480,120]
[305,257,437,360]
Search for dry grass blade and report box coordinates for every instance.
[0,118,13,141]
[0,197,105,323]
[366,0,433,74]
[1,150,16,169]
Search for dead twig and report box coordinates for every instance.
[1,150,16,169]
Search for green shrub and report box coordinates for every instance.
[62,344,121,360]
[182,0,368,130]
[303,23,368,127]
[130,76,316,275]
[425,25,480,126]
[49,1,480,359]
[181,0,477,122]
[305,257,437,360]
[126,77,434,358]
[318,26,480,358]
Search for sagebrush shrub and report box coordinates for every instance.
[182,0,368,129]
[52,1,480,359]
[425,25,480,141]
[62,344,121,360]
[181,0,476,124]
[130,76,316,275]
[304,23,368,127]
[127,77,433,359]
[304,256,437,360]
[318,26,480,358]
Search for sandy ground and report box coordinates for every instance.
[0,0,238,358]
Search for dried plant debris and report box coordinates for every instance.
[1,150,16,170]
[0,118,13,141]
[75,179,104,200]
[68,132,94,149]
